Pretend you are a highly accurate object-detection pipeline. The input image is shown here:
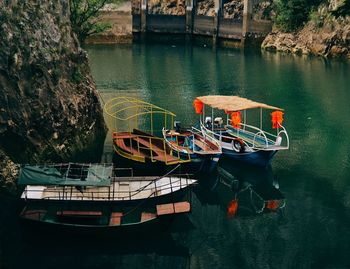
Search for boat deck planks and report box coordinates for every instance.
[135,136,180,163]
[115,132,181,163]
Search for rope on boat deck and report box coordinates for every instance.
[121,164,190,217]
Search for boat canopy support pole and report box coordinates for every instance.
[212,107,214,132]
[244,110,246,130]
[151,106,153,135]
[260,107,262,130]
[203,104,205,125]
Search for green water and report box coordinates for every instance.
[85,43,350,268]
[3,44,350,269]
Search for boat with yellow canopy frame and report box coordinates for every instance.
[193,95,289,167]
[104,97,192,174]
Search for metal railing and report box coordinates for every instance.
[202,121,289,151]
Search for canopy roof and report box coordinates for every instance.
[196,96,283,111]
[104,96,176,121]
[18,164,113,186]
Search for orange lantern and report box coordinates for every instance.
[193,99,203,114]
[227,199,238,218]
[271,110,284,129]
[231,111,241,129]
[266,200,279,211]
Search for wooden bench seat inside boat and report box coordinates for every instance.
[56,211,103,217]
[193,138,219,152]
[156,201,191,216]
[114,130,181,163]
[21,209,47,220]
[109,212,123,225]
[131,129,181,163]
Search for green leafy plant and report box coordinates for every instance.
[274,0,324,31]
[70,0,111,43]
[309,9,324,28]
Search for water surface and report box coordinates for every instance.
[86,43,350,269]
[3,43,350,269]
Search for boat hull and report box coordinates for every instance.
[177,151,220,173]
[19,212,174,239]
[222,148,278,167]
[113,151,212,175]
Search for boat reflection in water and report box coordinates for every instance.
[194,157,285,217]
[16,231,191,269]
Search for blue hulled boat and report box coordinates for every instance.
[194,95,290,167]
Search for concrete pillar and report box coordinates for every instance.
[242,0,252,45]
[185,0,194,35]
[213,0,222,45]
[141,0,148,32]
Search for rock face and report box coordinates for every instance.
[223,0,243,19]
[148,0,185,15]
[262,3,350,58]
[196,0,215,16]
[0,1,107,190]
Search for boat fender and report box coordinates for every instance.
[232,138,245,153]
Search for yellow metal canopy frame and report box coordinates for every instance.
[104,96,176,133]
[197,95,284,111]
[104,97,176,121]
[104,97,190,165]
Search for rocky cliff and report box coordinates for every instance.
[262,2,350,59]
[0,1,107,190]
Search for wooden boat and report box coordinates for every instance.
[104,97,191,168]
[162,126,222,173]
[18,163,196,235]
[193,96,289,167]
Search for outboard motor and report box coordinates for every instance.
[205,117,212,128]
[174,121,181,132]
[214,117,223,127]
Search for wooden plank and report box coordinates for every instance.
[21,209,46,220]
[109,212,123,226]
[174,201,191,213]
[156,203,175,215]
[141,212,156,222]
[156,202,191,216]
[56,211,102,217]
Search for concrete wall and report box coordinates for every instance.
[132,0,272,43]
[193,15,215,36]
[218,18,242,39]
[146,15,186,33]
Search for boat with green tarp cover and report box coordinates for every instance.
[18,163,196,236]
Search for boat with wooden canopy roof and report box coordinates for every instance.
[19,163,196,236]
[193,95,289,167]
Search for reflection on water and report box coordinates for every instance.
[15,232,190,269]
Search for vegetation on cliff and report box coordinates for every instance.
[262,0,350,58]
[274,0,350,31]
[70,0,111,42]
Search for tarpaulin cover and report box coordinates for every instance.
[18,164,112,186]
